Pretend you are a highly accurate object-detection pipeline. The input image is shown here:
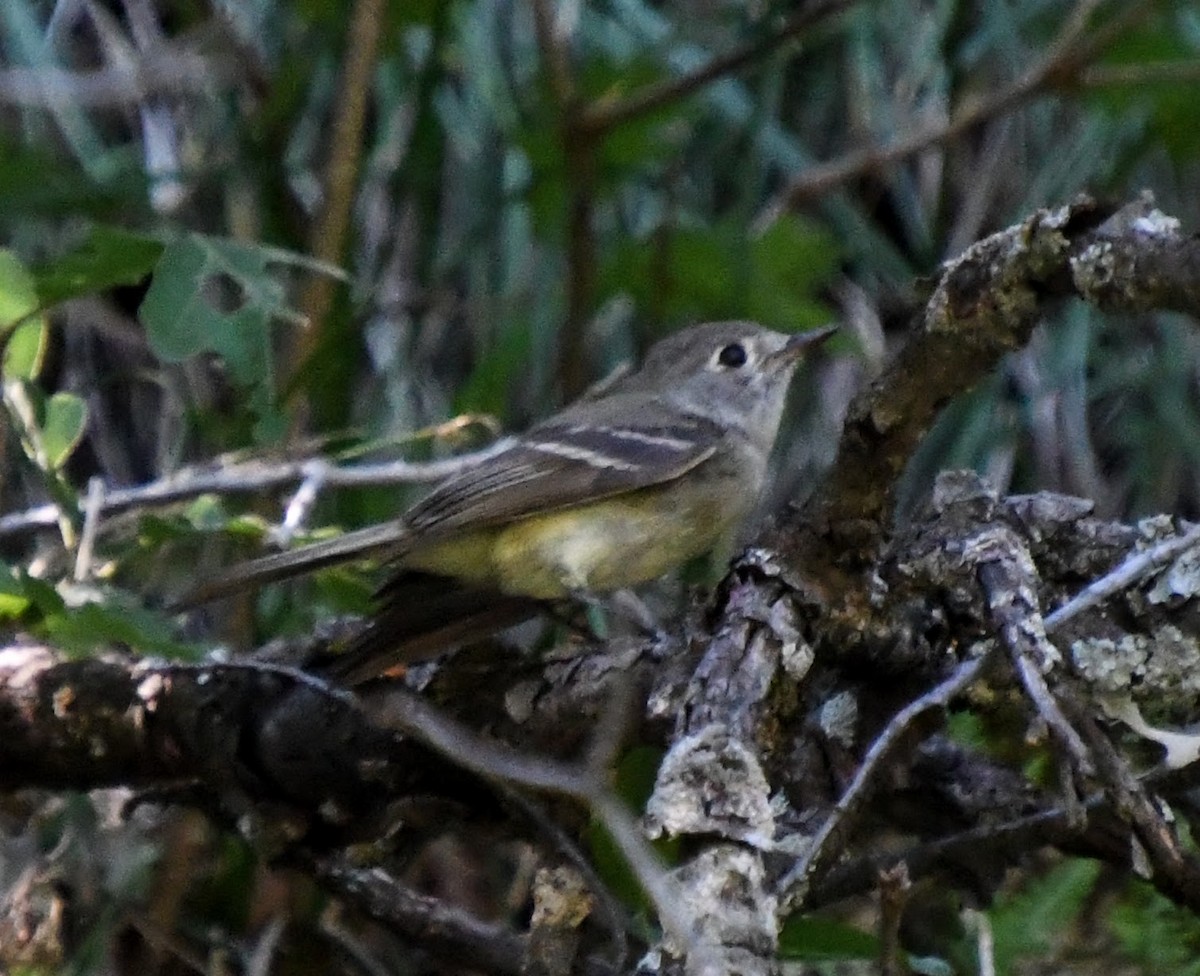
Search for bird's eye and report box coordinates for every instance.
[717,343,748,368]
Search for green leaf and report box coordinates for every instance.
[0,248,42,333]
[0,564,32,620]
[39,392,88,470]
[138,232,326,411]
[4,318,47,381]
[778,915,879,961]
[33,225,164,307]
[41,597,202,661]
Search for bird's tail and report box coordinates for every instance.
[315,571,542,684]
[173,522,408,609]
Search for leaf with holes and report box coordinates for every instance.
[139,233,303,388]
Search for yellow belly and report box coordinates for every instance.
[402,483,746,599]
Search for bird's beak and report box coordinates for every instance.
[769,324,839,366]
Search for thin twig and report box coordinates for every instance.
[367,686,697,952]
[500,786,632,973]
[316,859,528,975]
[74,476,104,581]
[245,914,287,976]
[794,747,1200,911]
[0,440,513,540]
[1044,521,1200,632]
[972,527,1094,776]
[280,459,331,542]
[0,54,231,106]
[774,651,993,912]
[878,863,911,976]
[974,910,997,976]
[754,0,1157,229]
[578,0,859,136]
[1064,687,1200,909]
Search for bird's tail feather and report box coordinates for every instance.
[315,572,541,684]
[173,522,408,609]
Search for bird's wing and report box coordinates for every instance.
[400,414,722,540]
[174,414,720,607]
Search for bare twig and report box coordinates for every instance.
[74,476,105,581]
[315,859,528,975]
[0,53,233,107]
[366,686,698,952]
[1066,689,1200,905]
[878,863,911,976]
[280,459,331,542]
[775,651,993,912]
[970,527,1094,776]
[754,0,1157,229]
[973,910,997,976]
[578,0,859,136]
[1044,521,1200,632]
[0,439,513,540]
[245,914,286,976]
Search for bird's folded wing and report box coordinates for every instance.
[400,415,723,538]
[175,414,721,606]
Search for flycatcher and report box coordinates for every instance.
[182,320,836,679]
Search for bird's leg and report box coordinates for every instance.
[605,588,662,635]
[564,588,662,641]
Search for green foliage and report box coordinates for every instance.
[3,317,47,380]
[0,249,88,473]
[0,248,48,379]
[32,226,163,308]
[139,235,284,428]
[1111,880,1200,975]
[601,216,836,333]
[777,914,879,962]
[0,248,41,332]
[0,563,200,660]
[988,858,1102,975]
[31,391,87,471]
[138,233,345,441]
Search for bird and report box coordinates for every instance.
[179,320,837,682]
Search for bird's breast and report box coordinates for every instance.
[401,477,755,600]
